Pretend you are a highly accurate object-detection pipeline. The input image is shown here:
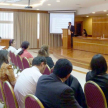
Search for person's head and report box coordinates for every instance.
[90,54,107,76]
[0,50,9,67]
[9,39,16,47]
[83,29,86,33]
[53,59,72,82]
[68,22,71,26]
[18,41,30,55]
[38,49,47,57]
[32,56,47,73]
[41,45,49,57]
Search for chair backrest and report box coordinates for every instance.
[12,53,18,67]
[3,81,19,108]
[43,65,51,75]
[25,94,44,108]
[0,80,4,102]
[9,51,14,64]
[84,81,107,108]
[22,57,31,69]
[16,55,24,71]
[51,67,54,73]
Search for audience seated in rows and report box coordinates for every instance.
[8,39,18,55]
[41,45,54,68]
[18,41,33,64]
[0,50,16,86]
[35,59,82,108]
[14,56,46,108]
[38,48,54,69]
[65,75,87,108]
[86,54,108,104]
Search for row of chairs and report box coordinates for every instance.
[0,80,45,108]
[9,51,53,75]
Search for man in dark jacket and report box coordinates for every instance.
[35,59,82,108]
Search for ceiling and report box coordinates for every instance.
[0,0,108,16]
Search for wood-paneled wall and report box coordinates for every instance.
[92,17,108,38]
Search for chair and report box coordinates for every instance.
[25,94,44,108]
[0,80,7,108]
[43,65,51,75]
[16,55,24,71]
[12,53,18,68]
[22,57,31,69]
[9,51,14,64]
[84,81,107,108]
[3,81,19,108]
[51,67,54,73]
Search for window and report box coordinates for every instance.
[0,12,13,39]
[37,13,40,39]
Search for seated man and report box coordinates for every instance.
[14,56,46,108]
[65,75,87,108]
[35,59,82,108]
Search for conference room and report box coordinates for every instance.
[0,0,108,108]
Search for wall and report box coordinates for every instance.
[83,17,92,35]
[92,17,108,38]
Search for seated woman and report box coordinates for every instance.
[82,29,87,37]
[65,75,87,108]
[38,48,54,69]
[8,39,17,55]
[18,41,33,64]
[0,50,16,86]
[86,54,108,104]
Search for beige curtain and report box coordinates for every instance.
[39,13,62,48]
[14,12,37,49]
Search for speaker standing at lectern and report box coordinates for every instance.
[68,22,75,47]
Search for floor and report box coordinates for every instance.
[0,49,89,108]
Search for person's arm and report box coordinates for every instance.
[60,88,82,108]
[6,65,16,86]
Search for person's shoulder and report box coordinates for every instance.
[1,63,12,69]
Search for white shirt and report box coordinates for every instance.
[8,46,18,55]
[14,66,42,108]
[16,48,22,54]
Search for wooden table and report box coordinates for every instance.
[73,36,108,54]
[0,39,10,49]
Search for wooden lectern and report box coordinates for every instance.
[62,29,71,49]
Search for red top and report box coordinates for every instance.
[21,50,33,59]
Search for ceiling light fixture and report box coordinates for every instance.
[37,9,39,10]
[107,14,108,16]
[56,0,60,2]
[92,12,95,14]
[103,10,107,12]
[48,4,51,6]
[86,16,89,17]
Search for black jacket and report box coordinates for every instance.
[65,75,87,108]
[86,71,108,104]
[68,25,75,37]
[35,73,82,108]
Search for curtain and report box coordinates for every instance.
[14,12,37,49]
[39,13,62,48]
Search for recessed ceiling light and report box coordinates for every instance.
[103,10,107,12]
[37,9,39,10]
[48,4,51,6]
[92,12,95,14]
[86,16,89,17]
[107,14,108,16]
[56,0,60,2]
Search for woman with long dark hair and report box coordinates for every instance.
[18,41,33,64]
[0,50,16,86]
[86,54,108,103]
[82,29,87,37]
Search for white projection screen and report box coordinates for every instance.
[50,13,74,34]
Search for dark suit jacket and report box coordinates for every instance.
[35,73,82,108]
[86,71,108,104]
[45,57,54,69]
[65,75,87,108]
[68,25,75,37]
